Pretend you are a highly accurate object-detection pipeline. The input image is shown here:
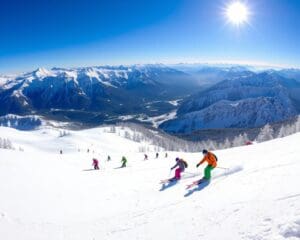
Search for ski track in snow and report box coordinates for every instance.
[0,126,299,240]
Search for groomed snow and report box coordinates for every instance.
[0,126,299,240]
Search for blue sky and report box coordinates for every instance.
[0,0,299,73]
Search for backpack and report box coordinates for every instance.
[212,153,218,162]
[182,159,188,168]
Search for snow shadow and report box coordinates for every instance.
[82,169,98,171]
[184,180,210,197]
[183,166,243,197]
[159,180,178,191]
[214,165,243,179]
[182,172,201,180]
[114,166,127,169]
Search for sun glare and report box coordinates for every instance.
[226,2,249,25]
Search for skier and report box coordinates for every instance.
[121,156,127,168]
[164,157,188,182]
[92,158,99,170]
[196,149,217,182]
[144,154,148,160]
[60,150,63,154]
[156,152,159,159]
[186,149,217,189]
[165,152,168,158]
[107,155,111,161]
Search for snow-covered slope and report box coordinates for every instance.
[0,126,299,240]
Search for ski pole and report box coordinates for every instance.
[184,171,197,176]
[216,166,229,170]
[168,169,172,177]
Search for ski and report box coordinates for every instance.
[186,178,211,189]
[186,178,208,189]
[186,180,200,189]
[160,179,171,184]
[160,178,176,184]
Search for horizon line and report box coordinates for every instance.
[1,60,299,75]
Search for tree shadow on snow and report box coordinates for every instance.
[184,180,210,197]
[159,180,178,191]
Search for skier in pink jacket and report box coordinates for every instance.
[92,158,99,170]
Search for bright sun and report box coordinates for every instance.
[226,2,249,25]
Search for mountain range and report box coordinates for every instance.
[160,72,300,133]
[0,65,196,123]
[1,64,300,133]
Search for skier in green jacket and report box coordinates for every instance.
[121,156,127,168]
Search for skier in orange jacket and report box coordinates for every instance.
[196,149,217,180]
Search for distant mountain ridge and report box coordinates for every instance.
[169,64,254,86]
[0,64,197,123]
[160,72,300,133]
[1,64,300,132]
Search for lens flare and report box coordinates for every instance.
[226,2,249,25]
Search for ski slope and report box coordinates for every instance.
[0,126,299,240]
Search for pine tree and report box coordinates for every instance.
[257,124,274,142]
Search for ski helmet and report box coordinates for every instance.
[202,149,208,154]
